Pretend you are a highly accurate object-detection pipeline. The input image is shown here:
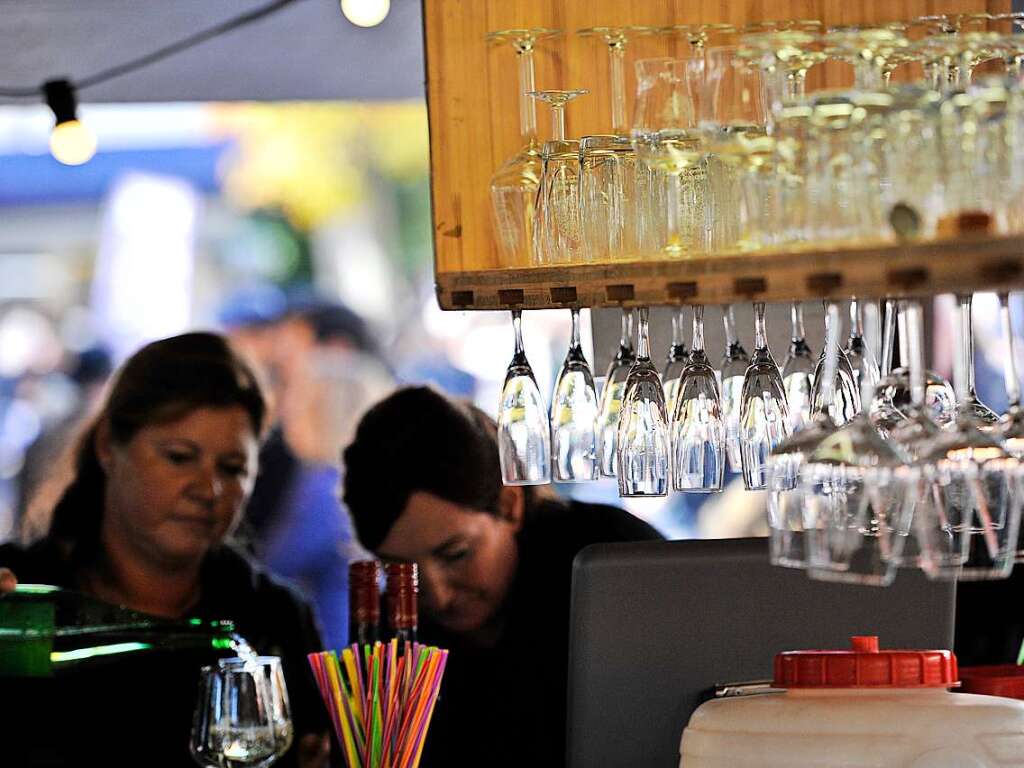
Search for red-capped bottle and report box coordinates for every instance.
[385,563,418,644]
[349,561,381,647]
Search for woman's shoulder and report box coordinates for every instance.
[530,498,664,544]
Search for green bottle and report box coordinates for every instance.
[0,583,248,677]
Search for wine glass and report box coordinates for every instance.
[999,293,1024,459]
[720,304,750,472]
[767,303,840,569]
[598,308,636,477]
[497,310,550,485]
[488,29,560,267]
[953,294,999,429]
[845,298,880,398]
[739,301,791,490]
[616,307,670,496]
[632,57,704,258]
[663,306,689,418]
[550,307,599,482]
[219,657,293,762]
[825,27,909,89]
[191,663,285,768]
[810,304,859,426]
[672,305,726,493]
[782,301,815,432]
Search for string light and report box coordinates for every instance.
[340,0,390,28]
[43,80,96,166]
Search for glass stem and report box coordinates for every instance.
[881,298,896,376]
[723,305,739,346]
[897,303,910,372]
[1000,293,1021,410]
[666,172,682,251]
[551,103,566,142]
[512,309,525,356]
[849,298,863,339]
[820,302,841,411]
[791,301,805,342]
[569,307,581,352]
[955,293,976,404]
[753,302,768,351]
[619,307,635,353]
[636,307,651,362]
[609,39,627,134]
[904,300,926,408]
[515,39,538,145]
[672,307,684,347]
[692,305,706,353]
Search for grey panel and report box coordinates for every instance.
[566,537,956,768]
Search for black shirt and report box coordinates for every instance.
[417,499,663,767]
[0,538,327,767]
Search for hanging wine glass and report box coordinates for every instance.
[767,303,841,569]
[663,306,689,419]
[845,298,881,398]
[739,302,791,490]
[720,304,750,472]
[488,29,560,267]
[953,293,999,429]
[550,308,599,482]
[597,309,636,477]
[999,293,1024,459]
[672,305,726,493]
[616,307,670,496]
[803,301,914,587]
[497,310,550,485]
[810,304,859,426]
[782,301,816,432]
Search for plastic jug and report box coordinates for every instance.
[680,636,1024,768]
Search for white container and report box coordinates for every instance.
[680,636,1024,768]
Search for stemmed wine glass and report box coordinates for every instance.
[616,307,670,496]
[739,302,791,490]
[191,659,292,768]
[598,309,636,477]
[999,293,1024,459]
[488,29,560,267]
[810,304,859,425]
[550,307,599,482]
[497,310,550,485]
[672,305,726,493]
[782,302,815,432]
[720,304,750,472]
[663,306,689,418]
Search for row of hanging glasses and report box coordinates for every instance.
[489,12,1024,268]
[497,292,1024,583]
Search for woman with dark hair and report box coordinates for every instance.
[342,386,663,766]
[0,332,329,768]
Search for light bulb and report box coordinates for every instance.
[50,119,97,166]
[340,0,390,27]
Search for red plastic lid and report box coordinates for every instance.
[773,636,959,689]
[960,665,1024,700]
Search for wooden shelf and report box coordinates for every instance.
[435,234,1024,310]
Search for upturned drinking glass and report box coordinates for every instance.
[720,305,750,472]
[663,306,689,419]
[534,139,583,265]
[782,302,815,432]
[672,305,726,493]
[497,310,550,485]
[616,307,670,496]
[739,302,791,490]
[488,29,560,267]
[579,134,640,262]
[598,308,636,477]
[550,308,599,482]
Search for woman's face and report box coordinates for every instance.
[98,405,259,570]
[376,489,522,635]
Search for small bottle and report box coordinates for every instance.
[348,561,381,646]
[385,563,418,644]
[0,583,244,677]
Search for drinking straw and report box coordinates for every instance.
[408,651,448,768]
[342,647,365,731]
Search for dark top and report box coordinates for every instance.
[418,499,663,768]
[0,538,328,768]
[955,567,1024,667]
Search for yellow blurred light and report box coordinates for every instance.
[341,0,390,27]
[49,119,97,166]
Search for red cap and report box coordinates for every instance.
[960,665,1024,700]
[773,636,959,689]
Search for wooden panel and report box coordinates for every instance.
[435,233,1024,309]
[423,0,1010,284]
